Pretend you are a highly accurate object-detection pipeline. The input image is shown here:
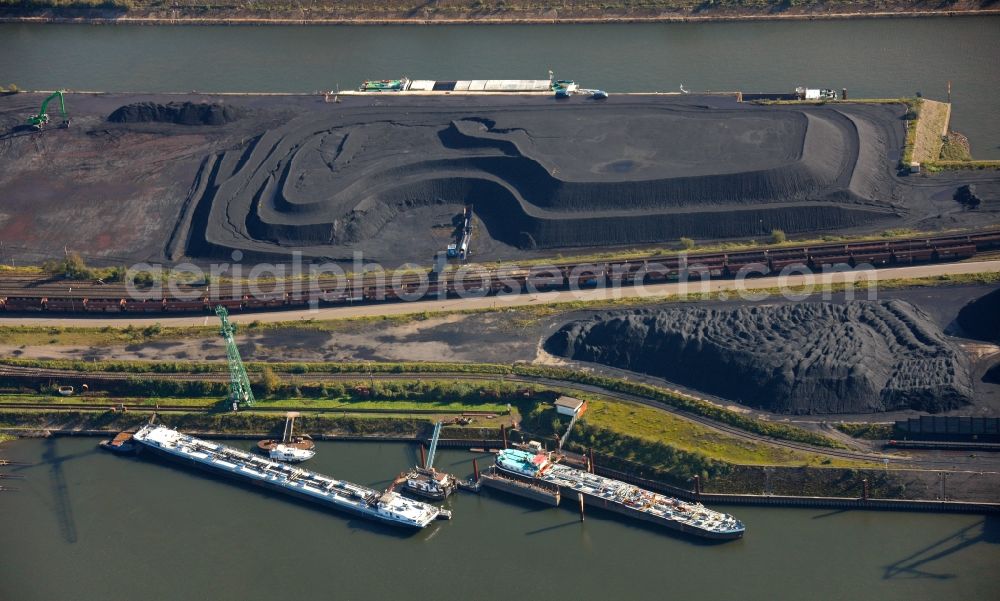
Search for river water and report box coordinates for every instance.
[0,438,997,600]
[0,17,999,157]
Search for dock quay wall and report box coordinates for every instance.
[2,427,501,448]
[480,471,561,506]
[8,428,998,514]
[592,464,1000,514]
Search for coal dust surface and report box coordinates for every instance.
[2,93,998,266]
[545,300,975,414]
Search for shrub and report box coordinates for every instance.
[259,366,280,397]
[770,229,787,244]
[679,237,695,250]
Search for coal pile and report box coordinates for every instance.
[546,300,974,414]
[108,102,242,125]
[956,287,1000,342]
[183,97,905,260]
[954,184,982,209]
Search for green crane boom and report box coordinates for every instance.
[27,90,69,129]
[215,305,255,407]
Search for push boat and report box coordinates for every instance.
[403,467,458,501]
[131,424,448,528]
[99,431,138,455]
[495,448,745,540]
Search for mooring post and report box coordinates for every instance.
[472,457,480,483]
[419,444,426,469]
[578,492,585,522]
[693,474,701,497]
[589,448,596,474]
[501,424,508,449]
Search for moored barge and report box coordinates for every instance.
[132,424,446,529]
[495,448,744,540]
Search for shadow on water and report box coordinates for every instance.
[525,519,581,536]
[883,515,999,580]
[131,452,417,540]
[811,509,850,520]
[42,438,79,544]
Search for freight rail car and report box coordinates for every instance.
[1,231,998,314]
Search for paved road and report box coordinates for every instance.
[2,260,998,327]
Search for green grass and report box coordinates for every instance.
[834,422,894,440]
[0,393,511,413]
[911,99,949,164]
[580,399,871,467]
[939,133,973,162]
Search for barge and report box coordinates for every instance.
[132,424,447,529]
[495,448,745,540]
[355,74,582,96]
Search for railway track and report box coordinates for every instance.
[0,364,913,465]
[1,229,999,314]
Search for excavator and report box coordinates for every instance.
[26,90,70,130]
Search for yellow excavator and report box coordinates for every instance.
[27,90,70,130]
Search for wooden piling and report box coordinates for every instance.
[578,492,585,522]
[472,458,480,482]
[419,444,426,469]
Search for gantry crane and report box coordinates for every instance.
[215,305,255,408]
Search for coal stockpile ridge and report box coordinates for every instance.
[956,287,1000,343]
[108,101,242,126]
[545,300,974,414]
[183,97,903,260]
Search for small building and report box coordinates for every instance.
[554,396,587,418]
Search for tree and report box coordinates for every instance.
[260,366,280,397]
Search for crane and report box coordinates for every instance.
[400,419,457,500]
[27,90,70,130]
[215,305,255,408]
[425,420,443,470]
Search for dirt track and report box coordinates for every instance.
[0,259,997,327]
[2,92,998,267]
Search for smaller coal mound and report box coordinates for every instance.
[954,184,982,209]
[108,101,242,126]
[957,288,1000,343]
[546,300,973,414]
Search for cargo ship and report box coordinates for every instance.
[495,448,745,540]
[353,74,608,98]
[131,424,447,529]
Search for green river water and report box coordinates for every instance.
[0,438,997,600]
[0,18,999,156]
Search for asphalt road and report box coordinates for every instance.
[2,260,998,327]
